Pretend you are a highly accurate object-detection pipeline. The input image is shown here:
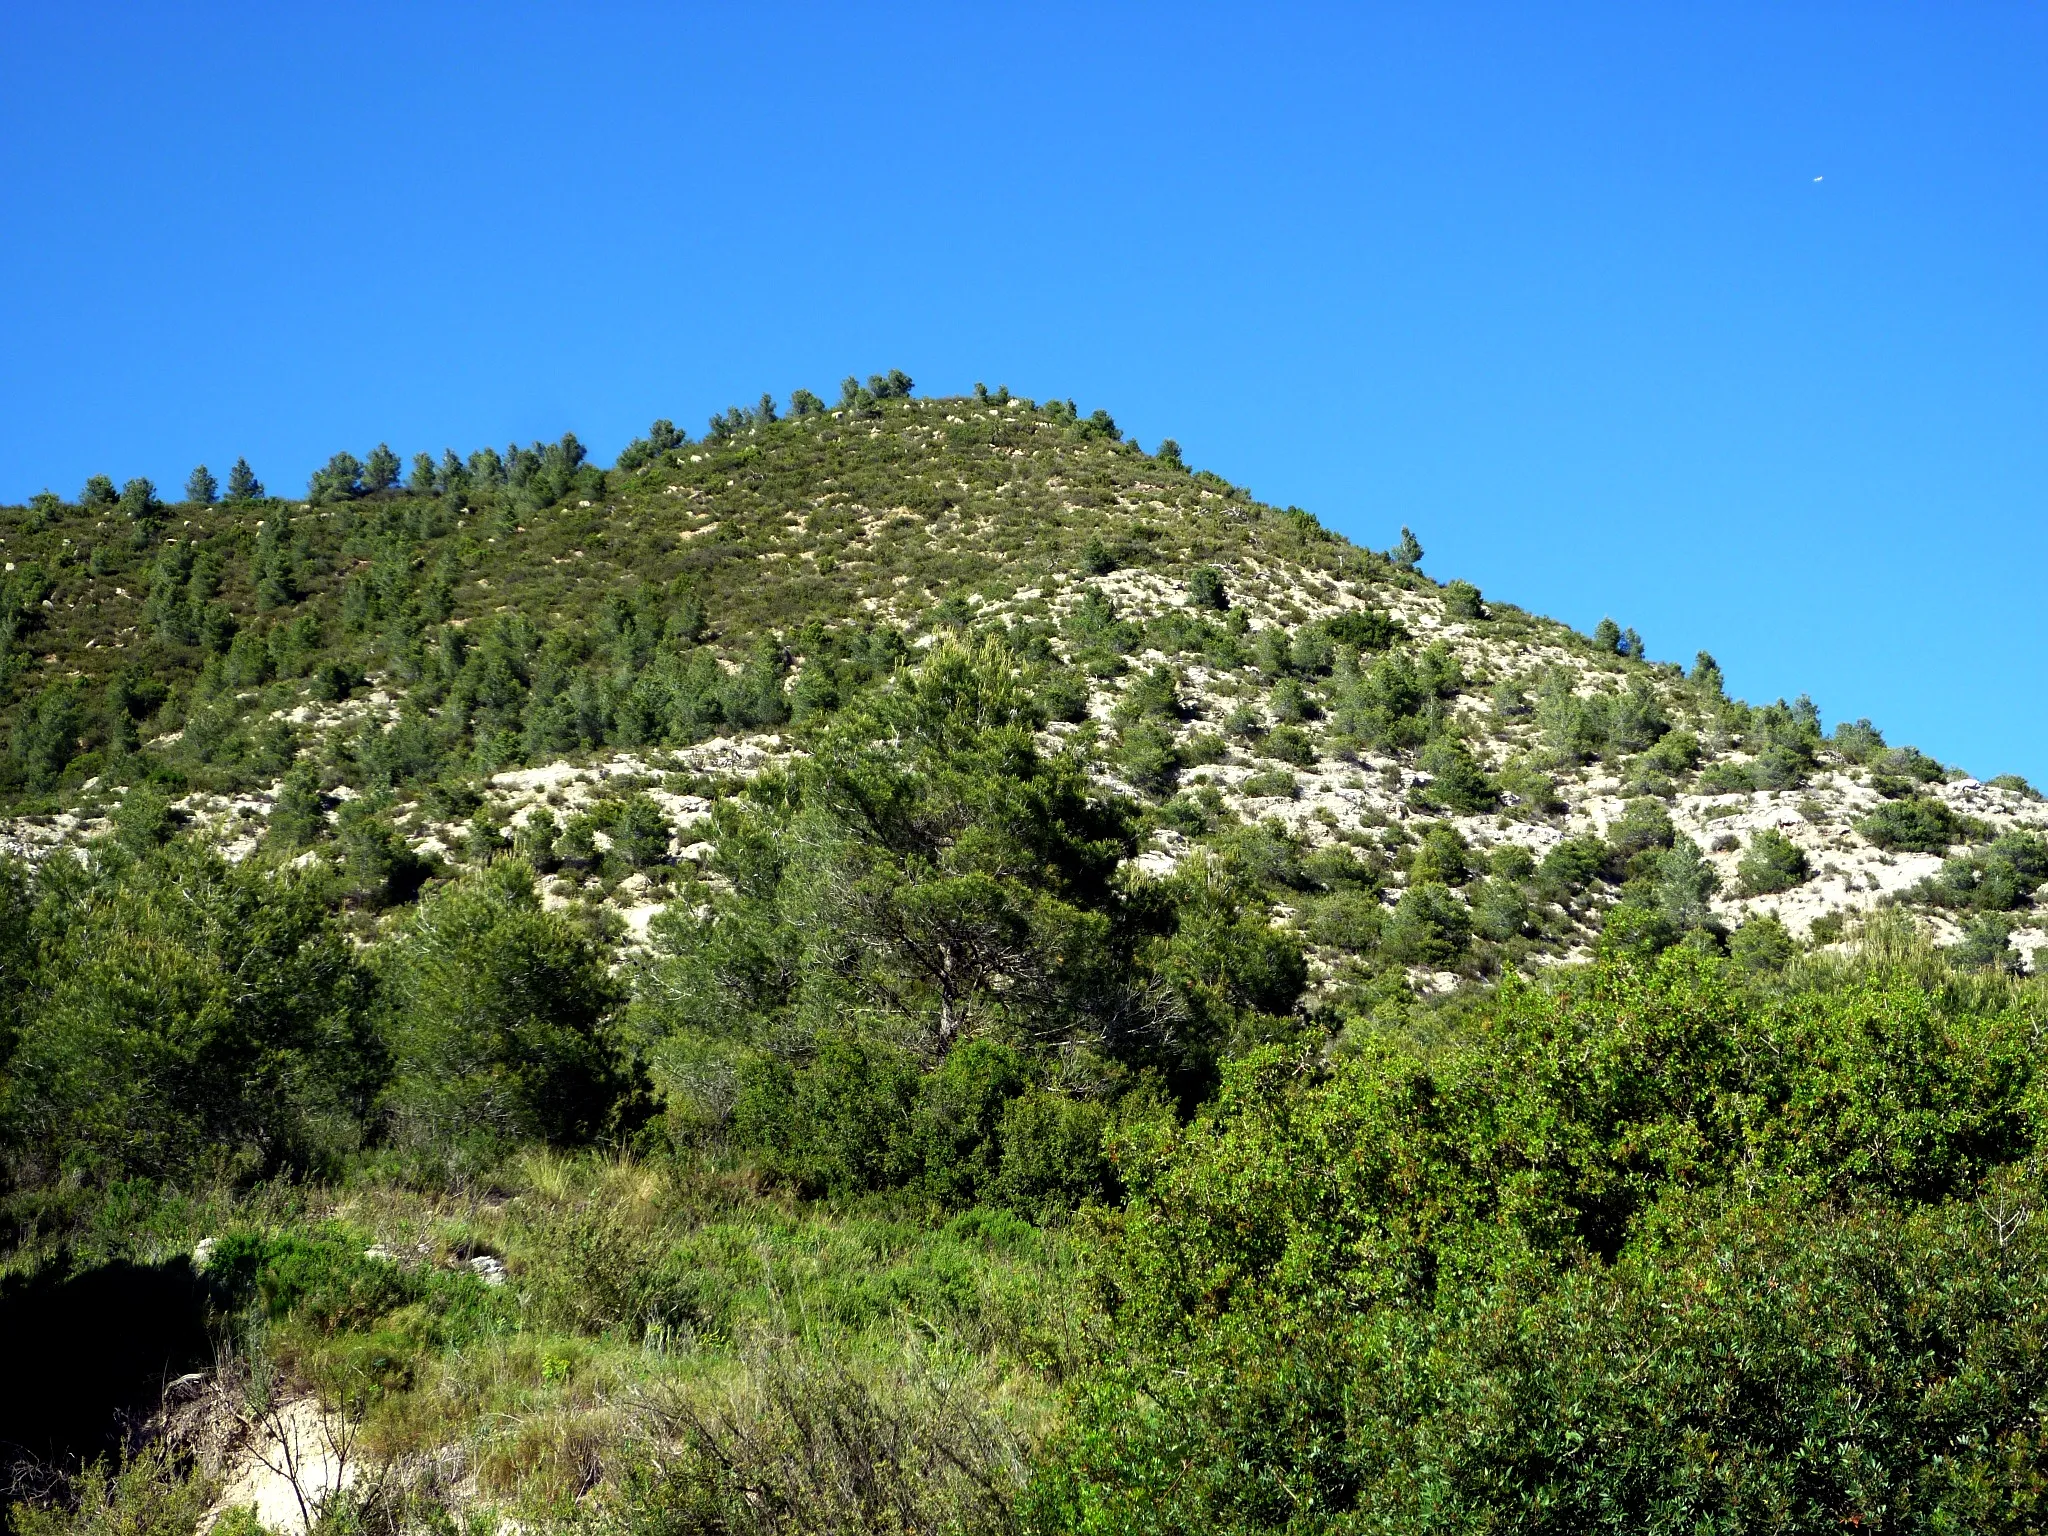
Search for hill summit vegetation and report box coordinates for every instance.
[3,376,2047,1535]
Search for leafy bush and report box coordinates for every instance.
[1382,881,1470,967]
[1036,953,2045,1532]
[1416,735,1494,813]
[1187,566,1228,610]
[1238,766,1297,800]
[1736,827,1810,895]
[380,859,636,1161]
[2,846,380,1185]
[1859,795,1965,853]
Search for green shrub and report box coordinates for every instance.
[1859,795,1964,853]
[1728,911,1796,971]
[1416,735,1495,813]
[3,847,380,1184]
[1261,724,1316,767]
[1694,760,1756,794]
[380,860,635,1160]
[1736,828,1810,896]
[1382,881,1470,967]
[1188,566,1228,610]
[1238,766,1297,800]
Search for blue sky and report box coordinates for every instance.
[3,4,2043,780]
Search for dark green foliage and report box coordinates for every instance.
[1860,795,1966,853]
[1382,881,1470,966]
[1391,526,1422,571]
[1415,735,1494,813]
[1736,826,1810,895]
[605,793,672,868]
[117,478,162,526]
[267,763,327,848]
[1728,910,1797,971]
[363,443,401,493]
[309,452,364,503]
[335,801,431,908]
[1187,566,1228,610]
[7,683,84,790]
[224,457,264,500]
[380,859,635,1158]
[2,847,381,1184]
[80,474,118,509]
[1950,914,2022,974]
[1917,833,2048,913]
[109,782,183,854]
[183,465,217,505]
[1592,616,1622,653]
[1442,579,1483,619]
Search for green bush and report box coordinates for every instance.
[3,846,380,1185]
[1035,953,2045,1533]
[1859,795,1965,853]
[1382,881,1470,967]
[1416,735,1494,813]
[379,860,636,1161]
[1736,827,1810,895]
[1238,766,1297,800]
[1188,566,1228,610]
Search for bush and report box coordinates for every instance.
[1261,724,1316,767]
[1188,567,1228,610]
[1416,736,1495,813]
[380,860,636,1161]
[1037,954,2046,1533]
[1859,795,1964,853]
[1736,827,1810,895]
[1382,881,1470,967]
[1238,766,1297,800]
[2,848,380,1184]
[1728,911,1796,971]
[1442,580,1484,620]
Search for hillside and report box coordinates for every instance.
[3,379,2043,981]
[5,378,2048,1535]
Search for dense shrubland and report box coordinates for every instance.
[3,378,2046,1533]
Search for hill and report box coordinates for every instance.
[3,377,2043,980]
[4,377,2048,1534]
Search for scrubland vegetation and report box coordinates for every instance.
[3,379,2047,1534]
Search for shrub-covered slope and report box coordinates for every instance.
[6,379,2048,1536]
[3,382,2041,979]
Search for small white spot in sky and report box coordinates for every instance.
[1813,176,1824,182]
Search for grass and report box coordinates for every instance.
[3,1149,1086,1530]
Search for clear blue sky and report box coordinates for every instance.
[4,5,2043,780]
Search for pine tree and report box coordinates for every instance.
[1393,526,1424,571]
[81,475,118,508]
[1593,618,1623,654]
[408,452,438,494]
[184,464,218,505]
[118,477,163,524]
[1155,438,1184,469]
[225,457,264,501]
[363,443,401,493]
